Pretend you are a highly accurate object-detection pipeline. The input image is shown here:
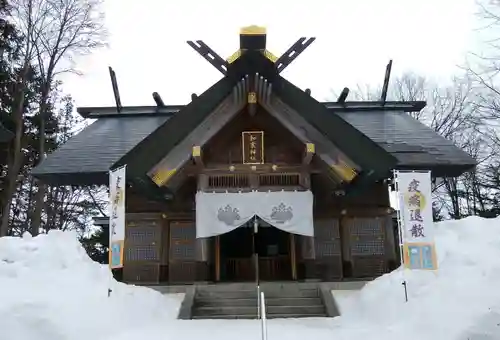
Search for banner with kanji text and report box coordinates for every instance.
[396,170,438,270]
[109,165,126,269]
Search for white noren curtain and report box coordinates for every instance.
[195,190,314,238]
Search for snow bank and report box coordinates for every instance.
[0,230,183,340]
[335,216,500,339]
[0,217,499,340]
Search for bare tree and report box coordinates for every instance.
[0,0,51,236]
[9,0,106,235]
[350,72,485,219]
[467,1,500,120]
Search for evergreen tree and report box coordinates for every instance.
[80,227,108,264]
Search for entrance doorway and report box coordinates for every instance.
[218,219,293,282]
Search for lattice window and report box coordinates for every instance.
[348,217,386,256]
[170,222,196,260]
[316,242,342,256]
[349,218,384,236]
[314,219,341,257]
[124,222,162,264]
[351,238,385,255]
[208,174,250,189]
[125,245,159,261]
[259,173,300,187]
[126,228,157,243]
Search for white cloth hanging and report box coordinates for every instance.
[195,190,314,238]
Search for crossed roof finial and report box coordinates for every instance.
[186,26,316,75]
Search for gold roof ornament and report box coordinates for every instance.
[240,25,266,36]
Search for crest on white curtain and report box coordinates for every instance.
[270,203,293,224]
[217,205,241,226]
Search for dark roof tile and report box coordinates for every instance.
[33,107,476,185]
[32,115,171,179]
[337,110,475,170]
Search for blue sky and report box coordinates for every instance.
[59,0,478,107]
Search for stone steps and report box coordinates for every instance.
[191,313,327,320]
[193,304,325,317]
[191,283,329,319]
[195,288,320,299]
[196,297,323,307]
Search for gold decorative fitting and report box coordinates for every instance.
[240,25,266,35]
[229,165,235,171]
[192,146,201,157]
[151,168,177,186]
[272,164,278,171]
[248,92,257,104]
[306,143,315,154]
[251,165,257,171]
[331,160,357,182]
[263,49,278,63]
[227,49,242,64]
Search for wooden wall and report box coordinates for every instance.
[122,180,397,284]
[121,107,397,284]
[203,107,304,165]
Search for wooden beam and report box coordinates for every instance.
[275,37,316,73]
[260,95,360,183]
[148,81,247,188]
[303,143,315,164]
[77,100,426,119]
[380,60,393,103]
[185,164,320,175]
[152,92,165,107]
[187,40,228,75]
[337,87,349,103]
[108,67,122,113]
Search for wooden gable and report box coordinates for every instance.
[112,45,398,197]
[203,106,304,166]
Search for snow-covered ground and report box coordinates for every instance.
[1,216,500,340]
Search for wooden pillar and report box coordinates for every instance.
[301,235,317,280]
[215,236,221,282]
[290,234,297,280]
[195,237,210,281]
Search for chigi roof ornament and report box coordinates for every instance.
[186,25,316,75]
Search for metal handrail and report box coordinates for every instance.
[260,291,267,340]
[257,284,261,319]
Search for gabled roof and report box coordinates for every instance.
[31,103,475,186]
[31,48,475,187]
[115,51,398,187]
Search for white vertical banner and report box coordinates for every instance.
[109,165,126,269]
[396,170,438,270]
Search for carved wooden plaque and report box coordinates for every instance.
[242,131,264,164]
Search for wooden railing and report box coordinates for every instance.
[204,171,308,192]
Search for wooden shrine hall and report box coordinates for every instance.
[32,26,475,285]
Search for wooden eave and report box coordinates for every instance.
[112,76,238,185]
[76,101,427,119]
[271,76,399,179]
[147,79,249,190]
